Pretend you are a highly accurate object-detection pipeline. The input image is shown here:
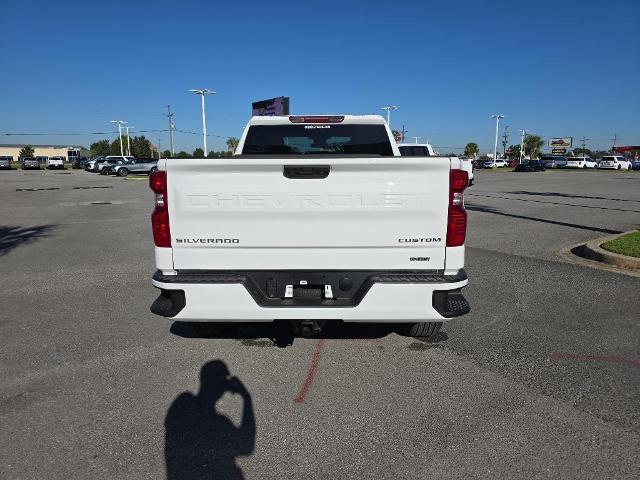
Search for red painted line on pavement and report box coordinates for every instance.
[294,339,326,404]
[551,352,640,369]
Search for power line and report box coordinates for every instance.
[1,129,169,136]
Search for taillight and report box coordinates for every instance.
[149,170,171,247]
[289,116,344,123]
[447,169,468,247]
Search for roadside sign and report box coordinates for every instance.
[252,96,290,116]
[551,148,567,155]
[549,137,572,148]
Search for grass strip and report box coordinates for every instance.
[601,231,640,258]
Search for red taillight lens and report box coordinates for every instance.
[289,116,344,123]
[149,170,166,194]
[447,169,468,247]
[149,170,171,247]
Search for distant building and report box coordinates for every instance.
[0,144,89,162]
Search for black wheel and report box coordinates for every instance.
[118,168,129,177]
[583,165,587,169]
[617,165,621,170]
[398,321,443,339]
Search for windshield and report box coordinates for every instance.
[242,124,393,155]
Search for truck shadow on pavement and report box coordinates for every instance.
[170,321,424,347]
[0,224,54,256]
[505,190,640,203]
[465,204,623,235]
[165,360,255,480]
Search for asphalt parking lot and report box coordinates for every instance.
[1,168,639,479]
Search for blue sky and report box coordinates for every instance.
[1,0,638,153]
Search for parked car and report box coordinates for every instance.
[513,160,546,172]
[0,155,13,170]
[96,155,133,173]
[631,160,640,171]
[112,158,158,177]
[35,156,49,165]
[99,157,129,174]
[481,159,508,168]
[21,157,40,169]
[598,155,632,170]
[72,157,88,169]
[85,156,106,171]
[46,156,65,170]
[564,156,597,169]
[540,155,567,168]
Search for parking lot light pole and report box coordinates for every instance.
[519,129,528,164]
[124,126,134,156]
[190,89,216,155]
[491,114,504,166]
[381,105,398,129]
[110,120,127,156]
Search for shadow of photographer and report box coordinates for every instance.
[165,360,255,480]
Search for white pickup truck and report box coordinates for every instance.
[149,115,470,338]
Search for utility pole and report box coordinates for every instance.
[380,105,398,129]
[190,89,216,155]
[611,133,618,153]
[490,114,505,166]
[110,120,126,156]
[580,136,589,156]
[158,136,162,159]
[502,125,510,157]
[401,124,408,142]
[166,105,175,156]
[519,129,528,164]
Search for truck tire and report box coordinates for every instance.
[118,168,129,177]
[399,321,442,339]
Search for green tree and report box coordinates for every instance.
[19,145,34,158]
[572,148,593,157]
[175,151,191,159]
[507,144,521,160]
[129,135,152,158]
[524,135,544,159]
[162,150,172,158]
[90,139,111,156]
[110,138,124,155]
[464,142,479,158]
[193,148,205,158]
[226,137,239,152]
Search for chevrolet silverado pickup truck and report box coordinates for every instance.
[149,115,470,338]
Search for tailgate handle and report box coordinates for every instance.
[283,165,330,179]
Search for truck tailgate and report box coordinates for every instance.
[166,157,450,270]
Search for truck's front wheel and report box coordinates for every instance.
[398,321,442,339]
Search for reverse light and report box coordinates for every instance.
[289,116,344,123]
[446,169,469,247]
[149,170,171,247]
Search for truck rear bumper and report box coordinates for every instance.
[150,269,469,322]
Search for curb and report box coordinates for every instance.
[583,232,640,272]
